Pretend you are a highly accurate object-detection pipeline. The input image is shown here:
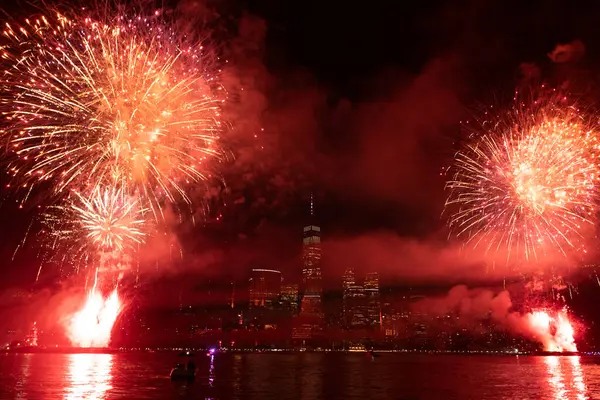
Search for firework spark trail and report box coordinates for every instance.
[0,11,224,214]
[445,97,599,262]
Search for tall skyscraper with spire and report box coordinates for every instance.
[300,193,322,316]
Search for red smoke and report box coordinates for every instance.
[415,285,579,352]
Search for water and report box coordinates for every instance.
[1,352,600,399]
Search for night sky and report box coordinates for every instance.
[0,0,599,292]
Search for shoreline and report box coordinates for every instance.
[0,347,591,356]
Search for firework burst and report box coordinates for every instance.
[445,93,600,261]
[71,187,147,251]
[0,10,224,213]
[0,5,227,348]
[44,185,147,255]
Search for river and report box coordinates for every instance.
[1,352,599,399]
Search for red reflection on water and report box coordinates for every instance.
[571,357,587,400]
[545,356,566,399]
[209,355,215,387]
[65,354,113,399]
[544,356,588,400]
[16,354,31,400]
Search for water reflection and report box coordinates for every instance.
[570,357,587,400]
[231,354,242,393]
[544,356,588,400]
[15,354,32,400]
[65,354,113,400]
[299,355,322,400]
[545,356,566,399]
[208,354,215,387]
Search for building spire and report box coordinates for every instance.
[310,192,314,217]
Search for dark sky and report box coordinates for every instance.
[1,0,599,290]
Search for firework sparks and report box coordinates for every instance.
[527,308,577,352]
[44,186,147,258]
[71,187,147,252]
[0,10,223,211]
[68,274,121,348]
[445,96,599,261]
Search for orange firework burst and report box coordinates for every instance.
[0,10,224,213]
[445,93,600,261]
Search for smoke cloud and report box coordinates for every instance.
[0,282,95,345]
[321,230,585,284]
[326,56,463,211]
[324,233,487,282]
[548,40,586,63]
[413,285,514,321]
[413,285,578,351]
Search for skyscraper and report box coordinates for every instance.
[342,268,356,325]
[249,269,282,309]
[301,193,322,316]
[364,272,381,327]
[281,284,300,313]
[293,194,323,344]
[342,268,368,327]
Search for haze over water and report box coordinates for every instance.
[1,353,600,399]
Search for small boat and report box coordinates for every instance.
[170,363,196,381]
